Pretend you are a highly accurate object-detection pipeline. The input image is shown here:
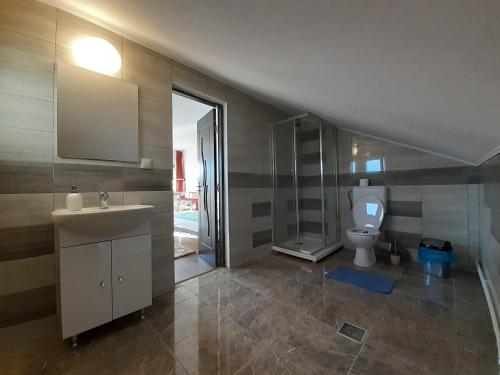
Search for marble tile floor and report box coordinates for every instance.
[1,248,497,375]
[175,254,214,284]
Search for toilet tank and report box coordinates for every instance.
[353,186,387,208]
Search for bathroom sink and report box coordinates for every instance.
[52,205,154,240]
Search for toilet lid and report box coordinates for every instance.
[353,196,384,230]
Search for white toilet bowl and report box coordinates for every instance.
[348,188,386,268]
[346,228,379,267]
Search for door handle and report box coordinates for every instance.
[99,281,105,288]
[200,137,210,236]
[118,276,124,283]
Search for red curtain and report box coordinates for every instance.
[175,150,185,193]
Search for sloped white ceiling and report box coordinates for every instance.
[41,0,500,165]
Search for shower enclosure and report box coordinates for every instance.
[271,113,343,262]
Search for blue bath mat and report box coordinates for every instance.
[326,267,395,294]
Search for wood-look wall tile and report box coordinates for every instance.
[55,10,122,79]
[152,254,171,281]
[227,87,251,118]
[208,79,227,102]
[0,161,53,194]
[124,191,173,236]
[0,60,53,101]
[124,191,172,214]
[172,64,208,95]
[0,193,53,228]
[422,185,469,255]
[123,167,172,191]
[0,0,57,42]
[0,93,53,132]
[153,213,172,237]
[421,153,466,169]
[383,142,421,171]
[386,201,422,217]
[0,224,53,262]
[252,229,273,248]
[0,126,52,163]
[139,97,171,129]
[382,215,422,235]
[228,172,272,188]
[152,277,174,297]
[123,40,171,103]
[387,185,422,202]
[0,285,56,328]
[0,254,54,294]
[53,191,123,209]
[140,124,171,148]
[139,97,172,148]
[140,145,172,170]
[152,233,173,259]
[252,202,272,218]
[52,163,124,193]
[0,29,54,72]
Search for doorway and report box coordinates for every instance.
[172,88,224,283]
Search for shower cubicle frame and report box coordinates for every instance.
[271,113,343,262]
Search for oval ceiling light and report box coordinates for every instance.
[72,37,121,75]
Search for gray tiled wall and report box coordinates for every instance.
[225,87,287,267]
[0,0,287,328]
[479,155,500,318]
[0,3,175,328]
[337,129,479,271]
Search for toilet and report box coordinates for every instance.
[346,186,386,267]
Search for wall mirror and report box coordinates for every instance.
[57,62,139,162]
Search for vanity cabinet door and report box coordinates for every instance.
[111,234,152,319]
[60,241,112,339]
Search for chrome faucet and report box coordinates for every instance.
[98,191,109,209]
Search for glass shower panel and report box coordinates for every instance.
[296,117,324,254]
[272,121,296,246]
[322,124,340,245]
[271,113,343,261]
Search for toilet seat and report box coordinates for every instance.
[352,195,385,230]
[347,228,380,236]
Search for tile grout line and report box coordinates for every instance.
[0,89,54,104]
[0,57,55,74]
[147,309,193,375]
[230,267,367,358]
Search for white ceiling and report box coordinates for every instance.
[42,0,500,165]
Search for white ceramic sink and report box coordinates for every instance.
[52,205,154,239]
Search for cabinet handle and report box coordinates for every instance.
[118,276,124,283]
[99,282,105,288]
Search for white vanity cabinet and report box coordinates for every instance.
[53,205,154,342]
[59,241,113,339]
[111,235,152,320]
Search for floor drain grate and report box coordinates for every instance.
[337,322,367,343]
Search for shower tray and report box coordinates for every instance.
[272,241,343,263]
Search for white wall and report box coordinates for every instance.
[172,93,212,194]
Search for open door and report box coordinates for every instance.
[197,109,216,266]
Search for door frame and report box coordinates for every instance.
[172,87,226,267]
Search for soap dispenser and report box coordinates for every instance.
[66,185,83,211]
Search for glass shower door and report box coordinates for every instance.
[296,117,324,254]
[322,125,340,245]
[272,114,342,259]
[272,120,297,248]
